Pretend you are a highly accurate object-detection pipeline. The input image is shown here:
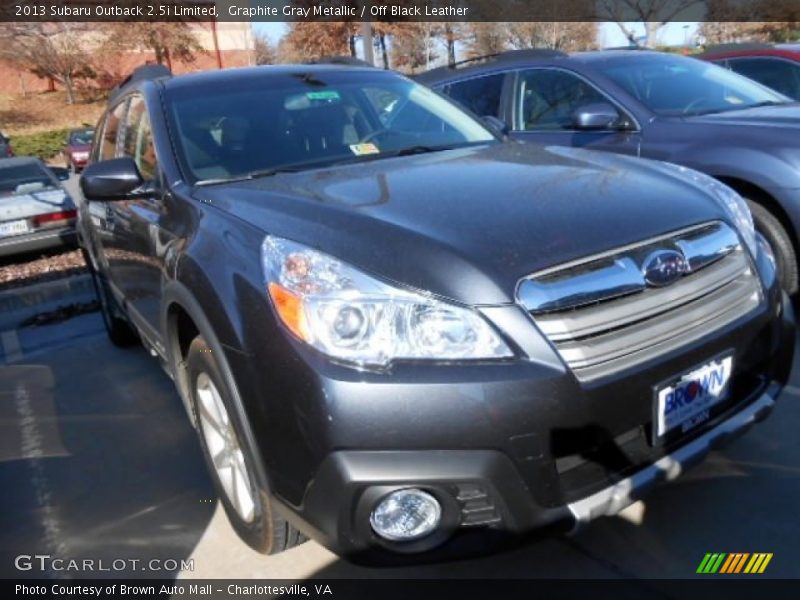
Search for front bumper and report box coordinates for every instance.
[256,290,794,563]
[229,239,794,562]
[0,226,77,258]
[286,382,783,564]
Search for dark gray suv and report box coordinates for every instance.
[76,63,793,564]
[420,49,800,295]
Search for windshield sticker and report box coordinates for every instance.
[306,91,341,101]
[349,143,380,156]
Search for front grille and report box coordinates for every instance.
[517,222,762,381]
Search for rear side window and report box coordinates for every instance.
[98,101,128,161]
[441,74,505,118]
[727,57,800,100]
[122,96,158,181]
[518,69,608,130]
[0,162,55,195]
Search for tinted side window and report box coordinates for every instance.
[727,57,800,100]
[122,96,158,181]
[99,101,128,161]
[518,69,608,130]
[442,74,505,118]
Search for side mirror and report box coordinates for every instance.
[571,103,621,130]
[482,115,511,138]
[80,157,144,201]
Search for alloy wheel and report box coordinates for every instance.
[195,372,256,523]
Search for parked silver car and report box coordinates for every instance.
[0,157,77,257]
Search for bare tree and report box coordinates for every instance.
[508,22,598,51]
[280,22,357,62]
[391,23,440,73]
[0,23,95,104]
[464,23,508,58]
[253,31,277,65]
[441,23,464,66]
[701,0,799,45]
[102,23,204,71]
[598,0,702,47]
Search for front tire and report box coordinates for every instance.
[185,335,305,554]
[747,200,798,295]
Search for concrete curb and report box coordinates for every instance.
[0,274,96,331]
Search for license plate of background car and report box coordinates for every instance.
[654,354,734,439]
[0,219,29,237]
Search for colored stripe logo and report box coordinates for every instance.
[697,553,773,574]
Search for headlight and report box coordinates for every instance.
[658,162,757,256]
[261,236,513,367]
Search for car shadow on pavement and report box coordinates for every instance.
[0,312,216,579]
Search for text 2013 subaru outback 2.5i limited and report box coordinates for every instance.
[76,64,793,563]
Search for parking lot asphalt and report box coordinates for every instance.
[1,255,799,581]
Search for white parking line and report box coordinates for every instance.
[14,381,67,575]
[1,329,23,363]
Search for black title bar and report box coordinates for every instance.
[0,0,796,22]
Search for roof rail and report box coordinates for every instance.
[417,48,567,81]
[699,42,773,55]
[305,56,375,67]
[109,64,172,103]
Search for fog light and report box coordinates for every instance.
[369,489,442,542]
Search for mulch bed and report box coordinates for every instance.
[0,249,89,291]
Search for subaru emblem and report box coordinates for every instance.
[642,249,688,287]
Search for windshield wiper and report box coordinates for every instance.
[196,144,473,186]
[687,100,789,117]
[366,144,464,160]
[392,145,442,156]
[195,165,314,187]
[741,100,789,109]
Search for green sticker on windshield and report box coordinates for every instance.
[306,91,340,101]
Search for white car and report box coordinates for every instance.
[0,157,77,258]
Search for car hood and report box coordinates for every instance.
[685,102,800,128]
[195,143,729,305]
[67,144,92,152]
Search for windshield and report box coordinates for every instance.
[0,164,56,196]
[596,55,789,116]
[166,71,496,183]
[69,129,94,145]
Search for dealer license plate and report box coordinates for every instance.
[655,354,734,438]
[0,219,29,237]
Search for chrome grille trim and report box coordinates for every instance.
[518,222,762,381]
[518,222,739,313]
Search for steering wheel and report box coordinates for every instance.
[682,97,714,115]
[359,129,391,144]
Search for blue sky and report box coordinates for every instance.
[253,21,700,54]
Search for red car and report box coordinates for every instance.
[700,42,800,100]
[62,127,94,173]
